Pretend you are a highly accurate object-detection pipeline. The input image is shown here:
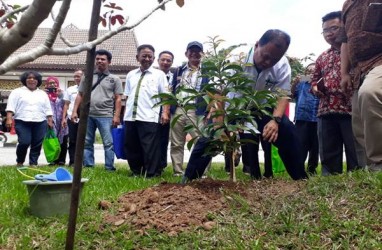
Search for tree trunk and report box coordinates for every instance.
[227,150,236,182]
[65,0,101,249]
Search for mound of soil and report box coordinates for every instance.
[102,178,305,235]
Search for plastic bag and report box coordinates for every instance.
[112,125,126,159]
[43,128,61,163]
[271,145,285,173]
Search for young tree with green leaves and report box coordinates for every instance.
[157,36,278,181]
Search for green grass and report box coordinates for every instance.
[0,164,381,249]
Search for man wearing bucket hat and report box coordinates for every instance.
[169,41,210,176]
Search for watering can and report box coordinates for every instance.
[34,167,73,181]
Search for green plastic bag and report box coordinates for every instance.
[271,145,285,173]
[42,128,61,163]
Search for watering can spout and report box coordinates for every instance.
[35,167,73,182]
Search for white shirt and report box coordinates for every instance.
[178,65,202,102]
[123,66,169,123]
[63,84,79,119]
[228,45,292,134]
[6,86,53,122]
[231,45,292,94]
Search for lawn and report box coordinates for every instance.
[0,164,381,249]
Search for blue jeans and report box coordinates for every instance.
[15,119,47,165]
[84,117,115,170]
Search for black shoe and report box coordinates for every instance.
[180,175,190,184]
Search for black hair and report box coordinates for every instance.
[95,49,112,62]
[258,29,291,49]
[74,68,84,73]
[322,11,342,23]
[158,50,174,61]
[137,44,155,54]
[20,71,43,87]
[305,62,315,69]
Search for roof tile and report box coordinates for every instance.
[12,24,140,72]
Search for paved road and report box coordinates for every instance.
[0,132,231,166]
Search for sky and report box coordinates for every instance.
[8,0,344,66]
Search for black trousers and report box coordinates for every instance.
[67,118,79,165]
[295,120,319,174]
[55,135,68,164]
[185,115,308,180]
[240,133,273,179]
[318,115,358,175]
[124,121,161,176]
[159,123,170,171]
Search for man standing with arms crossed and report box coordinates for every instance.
[340,1,382,172]
[71,49,123,171]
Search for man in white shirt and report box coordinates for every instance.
[123,44,170,177]
[183,29,308,182]
[157,51,174,174]
[62,69,83,166]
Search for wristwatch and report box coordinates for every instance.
[273,116,282,124]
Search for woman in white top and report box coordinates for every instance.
[5,71,53,167]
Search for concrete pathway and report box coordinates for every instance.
[0,132,232,166]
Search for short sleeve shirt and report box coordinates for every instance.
[123,66,169,123]
[78,71,123,117]
[6,86,53,121]
[63,84,78,119]
[240,46,292,95]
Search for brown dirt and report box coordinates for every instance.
[102,178,306,235]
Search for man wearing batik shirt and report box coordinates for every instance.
[311,11,358,175]
[340,0,382,172]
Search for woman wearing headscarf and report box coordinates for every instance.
[5,71,53,167]
[45,76,69,165]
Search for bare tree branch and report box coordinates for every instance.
[0,5,29,25]
[125,0,171,29]
[0,0,175,74]
[0,0,56,63]
[0,0,10,11]
[44,0,72,48]
[50,5,78,47]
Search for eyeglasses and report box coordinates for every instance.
[322,26,340,35]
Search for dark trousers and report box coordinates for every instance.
[159,123,170,171]
[185,115,308,180]
[15,119,47,165]
[67,118,78,165]
[240,133,273,179]
[124,121,161,177]
[318,115,358,175]
[295,120,319,174]
[55,135,68,164]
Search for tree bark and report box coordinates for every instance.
[65,0,101,249]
